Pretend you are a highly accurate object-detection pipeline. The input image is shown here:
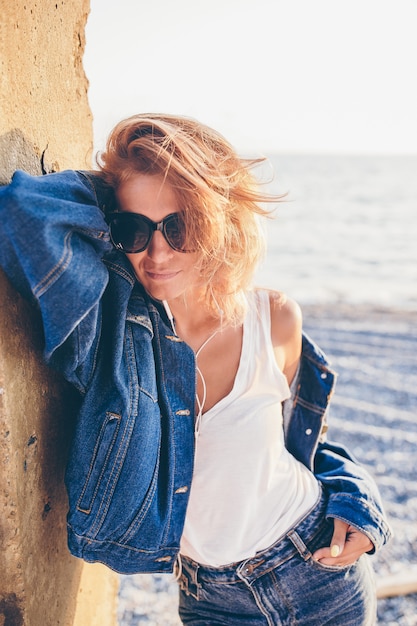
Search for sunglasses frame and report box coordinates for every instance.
[107,211,190,254]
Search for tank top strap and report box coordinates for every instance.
[248,289,291,398]
[252,288,272,328]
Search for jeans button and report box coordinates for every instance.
[243,564,254,575]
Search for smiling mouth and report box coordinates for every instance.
[145,270,180,281]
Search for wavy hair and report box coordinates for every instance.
[97,113,284,324]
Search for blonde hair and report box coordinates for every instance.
[98,113,283,324]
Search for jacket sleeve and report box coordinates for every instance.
[0,169,113,386]
[313,439,393,552]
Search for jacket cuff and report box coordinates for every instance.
[326,492,393,553]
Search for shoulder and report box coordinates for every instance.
[266,289,302,348]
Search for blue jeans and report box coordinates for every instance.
[177,487,376,625]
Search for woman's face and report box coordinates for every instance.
[115,173,202,303]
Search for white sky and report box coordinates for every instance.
[84,0,417,155]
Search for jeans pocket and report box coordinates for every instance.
[306,517,334,552]
[178,572,201,601]
[309,558,353,573]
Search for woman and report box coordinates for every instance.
[0,114,391,625]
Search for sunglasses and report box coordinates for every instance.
[107,212,190,254]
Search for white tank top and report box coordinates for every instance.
[180,289,320,566]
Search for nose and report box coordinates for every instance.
[146,229,174,260]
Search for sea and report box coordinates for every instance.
[253,153,417,312]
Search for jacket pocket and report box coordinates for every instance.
[76,412,121,514]
[118,444,161,545]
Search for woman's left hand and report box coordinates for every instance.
[312,518,374,566]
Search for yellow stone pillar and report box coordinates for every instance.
[0,2,119,624]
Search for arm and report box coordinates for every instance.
[0,169,113,386]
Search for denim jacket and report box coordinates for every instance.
[0,170,392,574]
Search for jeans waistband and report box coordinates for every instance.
[179,484,327,586]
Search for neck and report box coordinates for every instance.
[162,296,224,351]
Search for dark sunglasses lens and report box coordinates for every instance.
[110,215,150,253]
[164,214,187,251]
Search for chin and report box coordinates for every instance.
[139,281,180,303]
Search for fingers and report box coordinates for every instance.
[330,517,348,558]
[312,519,374,566]
[312,518,348,563]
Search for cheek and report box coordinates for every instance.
[184,254,203,275]
[125,253,145,275]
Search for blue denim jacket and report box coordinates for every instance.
[0,170,392,574]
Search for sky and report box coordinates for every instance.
[84,0,417,155]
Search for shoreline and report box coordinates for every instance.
[302,301,416,323]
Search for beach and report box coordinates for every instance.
[117,304,417,626]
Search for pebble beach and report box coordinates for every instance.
[116,304,417,626]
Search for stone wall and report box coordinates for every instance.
[0,2,119,625]
[0,0,93,176]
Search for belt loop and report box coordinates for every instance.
[192,562,200,586]
[174,553,183,581]
[287,529,312,561]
